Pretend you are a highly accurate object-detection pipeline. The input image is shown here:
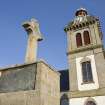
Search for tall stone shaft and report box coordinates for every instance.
[22,19,43,63]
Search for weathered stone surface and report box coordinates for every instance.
[0,64,37,92]
[37,61,60,105]
[0,61,60,105]
[0,90,40,105]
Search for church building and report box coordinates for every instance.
[62,8,105,105]
[0,8,105,105]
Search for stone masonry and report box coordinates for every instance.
[0,61,60,105]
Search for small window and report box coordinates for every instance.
[86,101,96,105]
[83,31,90,45]
[76,33,82,47]
[82,61,93,83]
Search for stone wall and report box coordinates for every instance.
[0,61,60,105]
[37,61,60,105]
[0,64,37,92]
[0,90,40,105]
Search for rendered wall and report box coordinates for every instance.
[70,95,105,105]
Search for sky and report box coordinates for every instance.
[0,0,105,70]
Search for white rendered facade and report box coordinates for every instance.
[76,54,99,91]
[70,96,105,105]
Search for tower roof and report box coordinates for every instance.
[75,7,88,16]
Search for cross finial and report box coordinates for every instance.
[22,18,43,63]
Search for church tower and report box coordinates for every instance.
[64,8,105,105]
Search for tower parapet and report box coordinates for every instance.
[64,8,102,38]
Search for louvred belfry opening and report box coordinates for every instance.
[76,33,82,47]
[83,31,90,45]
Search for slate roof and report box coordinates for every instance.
[58,69,69,92]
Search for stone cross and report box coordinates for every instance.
[22,18,43,63]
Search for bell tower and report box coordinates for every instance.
[64,8,105,105]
